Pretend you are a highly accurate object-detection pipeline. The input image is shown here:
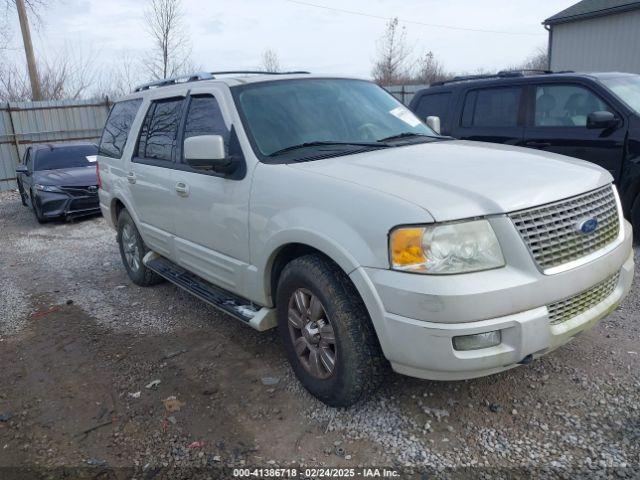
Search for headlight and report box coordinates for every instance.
[390,219,505,274]
[35,184,62,193]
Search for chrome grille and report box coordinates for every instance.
[509,186,620,272]
[547,272,620,325]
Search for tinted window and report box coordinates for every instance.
[137,99,184,161]
[99,99,142,159]
[34,145,98,171]
[534,84,611,127]
[414,93,452,124]
[184,95,229,142]
[462,87,521,127]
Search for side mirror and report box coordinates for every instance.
[426,116,441,135]
[587,111,618,130]
[15,164,29,176]
[184,135,231,171]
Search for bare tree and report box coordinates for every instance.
[94,52,143,100]
[371,17,412,85]
[413,50,449,85]
[258,48,282,73]
[143,0,192,80]
[0,48,97,101]
[520,46,549,71]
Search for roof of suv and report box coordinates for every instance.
[119,73,365,102]
[414,71,636,96]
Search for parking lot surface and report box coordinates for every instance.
[0,190,639,478]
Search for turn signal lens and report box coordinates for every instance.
[390,220,504,274]
[390,227,427,270]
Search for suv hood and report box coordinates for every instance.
[34,166,98,187]
[291,140,613,221]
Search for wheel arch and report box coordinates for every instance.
[109,196,139,228]
[268,243,336,306]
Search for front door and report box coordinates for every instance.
[523,83,626,181]
[19,148,34,204]
[128,97,185,257]
[170,92,252,293]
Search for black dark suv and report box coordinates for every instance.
[409,71,640,231]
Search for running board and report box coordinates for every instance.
[143,252,277,331]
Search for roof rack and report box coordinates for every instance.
[133,70,311,92]
[430,69,574,87]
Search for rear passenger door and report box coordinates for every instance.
[453,86,525,145]
[129,97,185,257]
[522,83,626,181]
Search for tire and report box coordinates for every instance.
[117,209,163,287]
[17,181,27,206]
[31,192,47,224]
[276,254,386,407]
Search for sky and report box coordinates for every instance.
[3,0,580,81]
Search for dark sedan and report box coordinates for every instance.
[15,143,100,223]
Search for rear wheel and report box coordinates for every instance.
[117,210,163,286]
[276,254,386,407]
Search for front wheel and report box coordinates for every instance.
[31,192,47,224]
[117,210,163,286]
[276,254,386,407]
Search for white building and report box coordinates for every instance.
[544,0,640,73]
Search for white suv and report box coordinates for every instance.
[97,72,634,407]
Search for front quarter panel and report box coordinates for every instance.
[248,161,434,305]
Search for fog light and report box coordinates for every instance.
[453,331,501,351]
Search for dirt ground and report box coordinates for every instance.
[0,189,639,479]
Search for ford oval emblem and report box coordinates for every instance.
[576,217,598,234]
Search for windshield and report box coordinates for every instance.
[233,79,437,159]
[600,75,640,114]
[35,145,98,171]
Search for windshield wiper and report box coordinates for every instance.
[268,141,388,157]
[377,132,432,142]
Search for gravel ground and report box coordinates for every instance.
[0,189,639,479]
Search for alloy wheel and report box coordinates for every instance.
[121,224,141,272]
[288,288,337,379]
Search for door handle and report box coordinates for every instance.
[175,182,189,197]
[525,141,551,148]
[126,172,136,184]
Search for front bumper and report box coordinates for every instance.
[350,219,635,381]
[35,190,101,220]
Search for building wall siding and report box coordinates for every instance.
[550,10,640,73]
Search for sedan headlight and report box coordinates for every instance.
[390,219,505,274]
[35,184,63,193]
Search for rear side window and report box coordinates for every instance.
[99,99,142,159]
[462,87,521,127]
[414,93,452,125]
[183,95,229,142]
[137,98,185,162]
